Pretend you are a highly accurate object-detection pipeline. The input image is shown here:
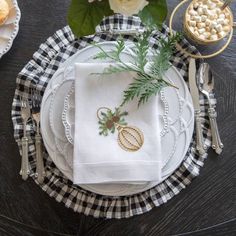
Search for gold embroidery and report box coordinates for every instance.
[117,125,144,152]
[97,107,144,152]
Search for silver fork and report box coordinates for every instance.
[20,96,31,180]
[31,89,45,184]
[198,63,224,154]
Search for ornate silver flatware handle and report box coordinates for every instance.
[35,134,45,184]
[20,137,30,180]
[208,108,224,154]
[195,111,207,155]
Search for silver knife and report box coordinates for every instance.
[189,58,207,155]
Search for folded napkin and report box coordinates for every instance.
[73,63,162,184]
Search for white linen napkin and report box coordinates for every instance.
[73,63,162,184]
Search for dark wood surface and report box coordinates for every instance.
[0,1,235,235]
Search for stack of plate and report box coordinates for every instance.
[41,42,194,196]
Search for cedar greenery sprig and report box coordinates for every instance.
[93,30,182,107]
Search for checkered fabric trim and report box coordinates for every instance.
[11,14,215,219]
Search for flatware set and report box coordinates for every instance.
[19,89,45,182]
[189,58,223,155]
[198,63,224,154]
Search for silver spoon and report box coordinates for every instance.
[197,63,224,155]
[221,0,233,10]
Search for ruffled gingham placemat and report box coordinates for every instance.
[11,15,215,219]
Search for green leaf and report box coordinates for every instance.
[67,0,113,37]
[139,0,167,28]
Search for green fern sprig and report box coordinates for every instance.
[93,31,182,107]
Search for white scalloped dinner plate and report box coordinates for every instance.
[0,0,20,58]
[41,42,194,196]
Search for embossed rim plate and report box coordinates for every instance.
[0,0,21,58]
[41,42,194,196]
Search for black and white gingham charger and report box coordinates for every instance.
[11,15,215,219]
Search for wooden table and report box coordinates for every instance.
[0,1,235,235]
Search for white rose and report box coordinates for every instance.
[109,0,149,16]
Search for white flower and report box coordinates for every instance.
[109,0,149,16]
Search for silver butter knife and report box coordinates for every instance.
[189,58,207,155]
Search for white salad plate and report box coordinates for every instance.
[41,42,194,196]
[0,0,21,58]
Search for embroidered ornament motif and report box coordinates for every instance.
[97,107,144,152]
